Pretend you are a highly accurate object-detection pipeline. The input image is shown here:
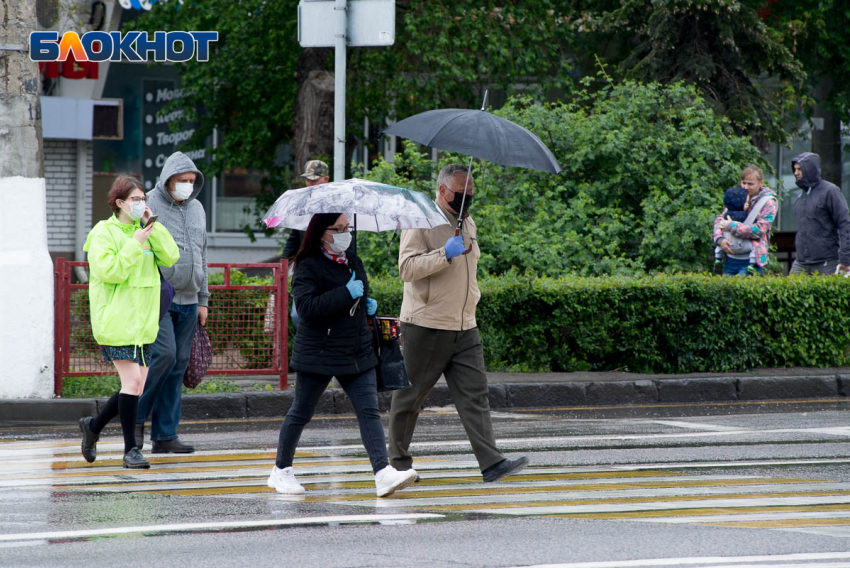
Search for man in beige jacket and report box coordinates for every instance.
[388,164,529,482]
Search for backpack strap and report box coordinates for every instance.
[741,195,775,226]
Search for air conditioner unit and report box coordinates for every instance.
[41,97,123,140]
[92,98,123,140]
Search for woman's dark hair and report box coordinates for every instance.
[107,175,145,215]
[293,212,344,268]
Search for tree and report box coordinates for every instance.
[347,1,577,129]
[129,0,300,188]
[585,0,804,152]
[752,0,850,185]
[131,1,579,236]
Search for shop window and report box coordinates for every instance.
[216,167,266,232]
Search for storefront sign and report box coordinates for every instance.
[141,79,208,190]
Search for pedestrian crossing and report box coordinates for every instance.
[3,437,850,538]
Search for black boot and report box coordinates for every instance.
[79,417,99,463]
[152,438,195,454]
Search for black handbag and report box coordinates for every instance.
[369,316,411,392]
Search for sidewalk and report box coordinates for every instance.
[2,367,849,425]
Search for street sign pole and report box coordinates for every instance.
[298,0,395,181]
[333,0,347,182]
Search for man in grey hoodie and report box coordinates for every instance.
[790,152,850,275]
[135,152,209,453]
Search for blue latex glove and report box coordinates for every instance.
[346,271,364,299]
[365,298,377,316]
[445,235,465,260]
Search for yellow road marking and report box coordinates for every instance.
[141,478,824,499]
[45,452,330,470]
[699,518,850,528]
[7,459,375,480]
[422,489,850,511]
[544,504,850,520]
[324,478,825,502]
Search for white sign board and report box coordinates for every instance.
[298,0,395,47]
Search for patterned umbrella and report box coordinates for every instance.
[262,178,449,232]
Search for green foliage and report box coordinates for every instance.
[587,0,805,150]
[60,376,263,398]
[182,379,241,394]
[129,0,298,179]
[348,1,576,127]
[368,272,850,373]
[207,269,292,367]
[132,1,578,240]
[62,376,121,398]
[754,0,850,134]
[208,269,296,363]
[359,82,762,276]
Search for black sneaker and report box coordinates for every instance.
[151,438,195,454]
[482,456,530,483]
[78,417,99,463]
[123,448,150,469]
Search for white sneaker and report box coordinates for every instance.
[375,465,418,497]
[267,466,305,495]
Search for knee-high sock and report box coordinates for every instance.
[90,391,120,434]
[118,394,140,454]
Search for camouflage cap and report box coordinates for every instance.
[300,160,329,180]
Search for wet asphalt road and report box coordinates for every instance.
[2,399,850,568]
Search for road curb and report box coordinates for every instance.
[2,374,848,425]
[0,398,98,424]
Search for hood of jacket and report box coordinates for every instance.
[792,152,821,191]
[154,151,205,203]
[146,152,209,305]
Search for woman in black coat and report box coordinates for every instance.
[267,213,417,497]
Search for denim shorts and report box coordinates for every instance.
[101,344,153,366]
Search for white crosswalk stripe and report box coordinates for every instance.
[3,434,850,545]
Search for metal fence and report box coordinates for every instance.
[53,259,289,396]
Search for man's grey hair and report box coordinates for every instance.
[436,164,469,197]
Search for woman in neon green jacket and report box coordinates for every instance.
[78,175,180,469]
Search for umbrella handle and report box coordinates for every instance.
[454,227,473,256]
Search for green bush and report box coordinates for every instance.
[356,80,764,277]
[61,376,246,398]
[207,269,296,367]
[368,273,850,374]
[62,376,121,398]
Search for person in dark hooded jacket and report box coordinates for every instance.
[134,152,208,454]
[266,212,418,498]
[790,152,850,275]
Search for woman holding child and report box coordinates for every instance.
[713,166,778,276]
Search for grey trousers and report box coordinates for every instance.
[790,258,839,275]
[388,323,503,472]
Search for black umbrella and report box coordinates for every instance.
[383,108,561,175]
[383,93,561,249]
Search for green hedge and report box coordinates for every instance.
[368,272,850,374]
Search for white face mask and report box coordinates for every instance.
[123,199,146,220]
[172,182,194,201]
[328,231,352,253]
